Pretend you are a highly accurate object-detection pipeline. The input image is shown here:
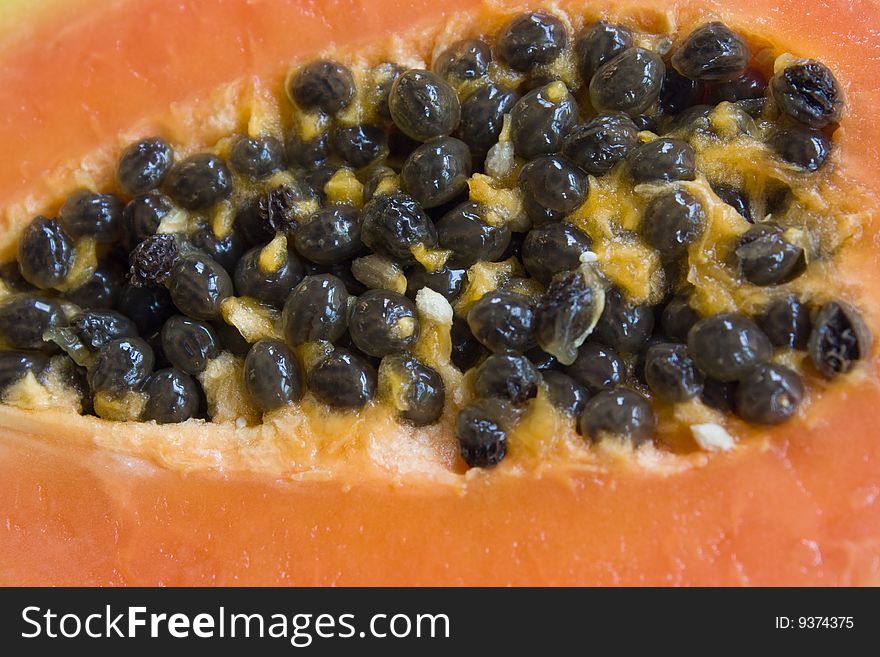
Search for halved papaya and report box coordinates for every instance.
[1,0,879,586]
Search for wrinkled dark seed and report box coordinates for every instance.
[17,216,76,290]
[735,363,804,424]
[473,353,539,405]
[308,348,377,409]
[282,274,350,345]
[161,315,220,375]
[575,21,634,81]
[243,339,303,411]
[808,301,871,378]
[687,313,772,381]
[671,22,750,82]
[289,60,355,115]
[590,47,665,116]
[497,12,568,72]
[467,290,535,353]
[579,388,656,444]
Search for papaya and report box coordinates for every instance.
[1,0,879,586]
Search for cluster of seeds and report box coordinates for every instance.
[0,11,871,469]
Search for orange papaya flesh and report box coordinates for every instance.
[0,0,879,585]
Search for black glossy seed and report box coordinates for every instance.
[401,137,471,209]
[710,68,767,103]
[405,264,466,303]
[189,221,247,272]
[349,290,419,357]
[0,351,49,391]
[59,190,123,243]
[360,193,438,263]
[735,363,804,424]
[671,22,750,82]
[770,126,831,171]
[116,137,174,196]
[641,188,705,261]
[282,274,350,345]
[294,206,363,265]
[0,296,64,351]
[243,339,303,411]
[561,112,639,175]
[535,269,601,365]
[660,294,700,342]
[735,223,805,286]
[164,153,233,211]
[579,387,656,444]
[433,39,492,81]
[758,296,811,349]
[284,132,330,168]
[497,12,568,71]
[591,287,655,353]
[628,138,696,183]
[122,192,174,252]
[168,254,234,321]
[659,68,705,115]
[389,70,461,142]
[575,21,634,81]
[458,84,520,155]
[542,370,588,416]
[289,60,355,114]
[64,262,124,309]
[771,61,843,129]
[71,310,138,350]
[518,155,588,223]
[808,301,871,378]
[143,368,202,423]
[564,342,626,394]
[380,353,445,425]
[590,47,665,116]
[687,313,772,381]
[473,353,539,405]
[117,284,175,336]
[330,124,389,169]
[643,342,704,403]
[521,222,592,284]
[16,216,76,290]
[161,315,220,375]
[128,234,180,287]
[712,185,752,222]
[88,337,154,393]
[455,400,508,468]
[234,241,304,308]
[436,202,510,267]
[308,348,377,409]
[510,82,579,159]
[467,290,535,353]
[230,135,285,179]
